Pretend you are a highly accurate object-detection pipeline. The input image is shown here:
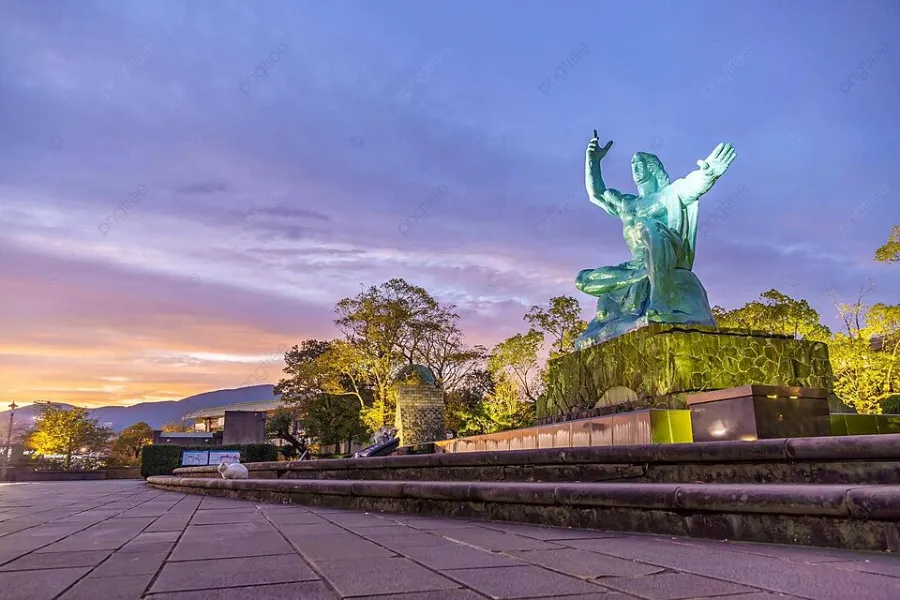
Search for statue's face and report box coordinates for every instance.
[632,152,666,194]
[631,154,651,186]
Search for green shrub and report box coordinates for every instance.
[140,446,182,478]
[140,444,278,478]
[881,395,900,415]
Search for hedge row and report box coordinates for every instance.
[140,444,278,478]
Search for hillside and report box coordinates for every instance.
[0,385,279,431]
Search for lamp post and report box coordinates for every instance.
[1,401,18,482]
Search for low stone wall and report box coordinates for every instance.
[171,434,900,485]
[3,467,141,482]
[437,409,692,453]
[147,475,900,552]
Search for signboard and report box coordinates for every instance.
[209,451,241,465]
[180,450,210,466]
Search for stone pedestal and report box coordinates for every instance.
[687,385,830,442]
[540,324,833,421]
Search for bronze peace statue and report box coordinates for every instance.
[575,130,737,349]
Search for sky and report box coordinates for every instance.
[1,0,898,409]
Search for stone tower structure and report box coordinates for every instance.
[393,364,446,447]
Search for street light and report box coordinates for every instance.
[1,401,18,482]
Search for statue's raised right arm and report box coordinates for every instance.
[670,142,737,205]
[585,131,623,217]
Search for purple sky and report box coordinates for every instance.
[1,0,898,407]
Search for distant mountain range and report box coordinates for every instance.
[0,385,278,432]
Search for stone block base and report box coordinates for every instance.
[540,324,833,420]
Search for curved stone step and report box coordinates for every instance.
[146,476,900,552]
[173,433,900,485]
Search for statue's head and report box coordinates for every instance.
[631,152,670,195]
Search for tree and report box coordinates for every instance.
[418,320,486,392]
[875,225,899,264]
[333,278,457,428]
[481,375,535,433]
[828,284,900,414]
[476,330,543,433]
[525,295,587,357]
[445,369,495,437]
[277,279,473,433]
[266,407,307,457]
[335,278,446,368]
[274,340,333,401]
[26,404,112,470]
[161,421,190,432]
[712,289,831,341]
[487,330,544,403]
[109,422,153,465]
[302,394,369,449]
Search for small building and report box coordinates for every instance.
[183,395,364,456]
[184,398,285,432]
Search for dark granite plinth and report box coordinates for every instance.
[688,385,830,442]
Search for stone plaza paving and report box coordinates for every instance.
[1,481,899,600]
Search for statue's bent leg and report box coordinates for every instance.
[576,264,643,297]
[639,221,681,318]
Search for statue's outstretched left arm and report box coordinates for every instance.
[670,142,736,205]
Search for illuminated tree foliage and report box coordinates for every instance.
[526,295,588,358]
[829,288,900,414]
[712,289,831,341]
[161,421,190,432]
[874,224,899,264]
[276,279,483,432]
[26,404,111,470]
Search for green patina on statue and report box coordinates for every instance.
[575,131,737,349]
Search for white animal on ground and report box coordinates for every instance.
[217,462,249,480]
